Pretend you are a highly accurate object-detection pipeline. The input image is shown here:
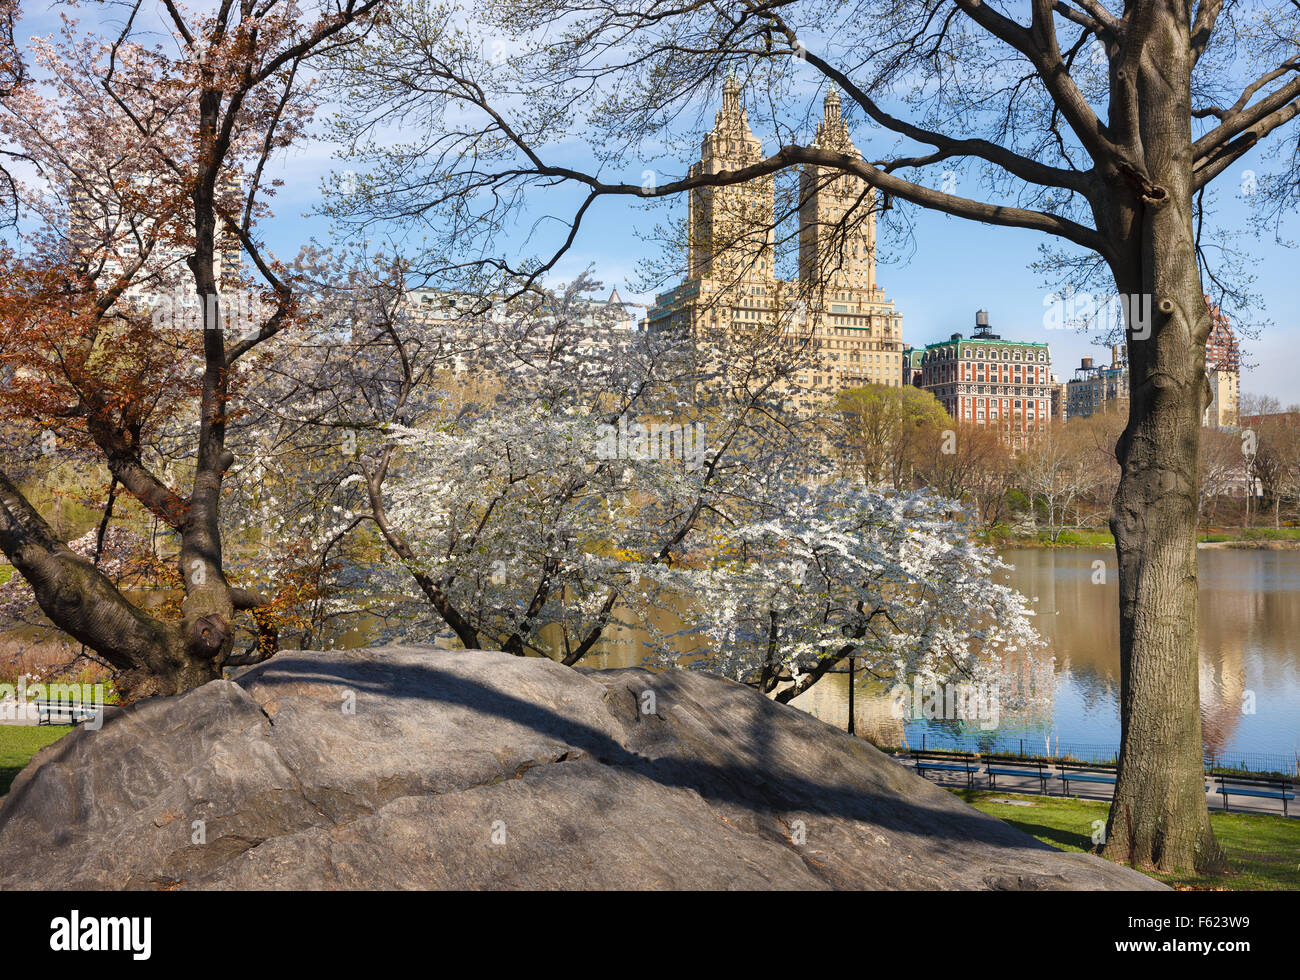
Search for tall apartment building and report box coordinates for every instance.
[644,79,903,408]
[70,168,243,303]
[66,166,249,352]
[1204,296,1241,428]
[918,310,1053,449]
[401,286,645,376]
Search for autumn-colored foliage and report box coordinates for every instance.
[0,0,381,698]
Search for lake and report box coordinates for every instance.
[577,547,1300,770]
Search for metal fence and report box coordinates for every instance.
[899,732,1299,778]
[1202,749,1300,778]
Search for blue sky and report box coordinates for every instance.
[268,135,1300,405]
[17,3,1300,404]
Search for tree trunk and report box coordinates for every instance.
[0,470,222,700]
[1102,19,1220,871]
[1107,300,1219,870]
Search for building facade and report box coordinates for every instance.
[1204,297,1241,428]
[1050,377,1068,421]
[643,80,904,408]
[402,286,643,375]
[917,311,1053,449]
[1065,345,1129,419]
[902,345,924,388]
[70,168,244,306]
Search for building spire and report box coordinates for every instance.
[824,86,841,125]
[722,67,741,115]
[813,85,852,152]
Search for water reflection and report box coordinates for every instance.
[564,547,1300,765]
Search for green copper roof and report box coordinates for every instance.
[922,337,1049,352]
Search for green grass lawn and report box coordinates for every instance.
[0,725,74,796]
[953,789,1300,890]
[1197,528,1300,543]
[1048,528,1115,547]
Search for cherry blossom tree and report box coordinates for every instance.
[642,483,1045,707]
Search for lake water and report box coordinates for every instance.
[577,547,1300,770]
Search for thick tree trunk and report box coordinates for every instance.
[118,644,223,700]
[1102,12,1220,871]
[1106,290,1219,871]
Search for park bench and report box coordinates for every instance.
[1212,773,1295,816]
[911,750,977,789]
[33,700,99,726]
[982,755,1052,794]
[1056,760,1118,796]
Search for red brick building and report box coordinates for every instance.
[918,310,1054,449]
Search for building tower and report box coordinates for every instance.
[646,75,904,408]
[798,88,876,292]
[687,72,774,283]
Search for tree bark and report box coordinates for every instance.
[1102,7,1221,872]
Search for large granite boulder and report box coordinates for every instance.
[0,646,1162,889]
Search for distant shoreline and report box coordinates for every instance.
[990,530,1300,551]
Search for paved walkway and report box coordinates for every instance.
[895,755,1297,819]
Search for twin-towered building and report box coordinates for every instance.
[643,77,1053,438]
[643,78,904,408]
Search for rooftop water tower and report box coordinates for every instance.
[973,309,1000,340]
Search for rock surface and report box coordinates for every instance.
[0,646,1162,889]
